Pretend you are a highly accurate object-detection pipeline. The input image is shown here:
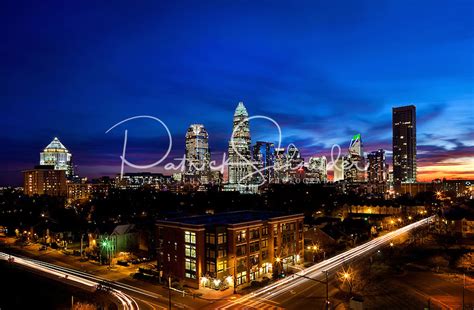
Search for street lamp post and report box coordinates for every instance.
[168,276,172,310]
[324,270,329,310]
[80,234,84,258]
[463,273,465,310]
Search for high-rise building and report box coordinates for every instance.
[40,137,74,177]
[392,105,417,183]
[273,148,288,183]
[228,102,252,185]
[346,134,366,182]
[23,165,67,196]
[367,149,388,183]
[185,124,211,183]
[308,156,327,183]
[349,133,363,158]
[252,141,275,184]
[333,156,346,182]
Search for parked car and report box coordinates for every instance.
[117,260,129,266]
[62,249,73,255]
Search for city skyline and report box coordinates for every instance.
[1,1,473,185]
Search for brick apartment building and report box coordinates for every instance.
[156,211,304,289]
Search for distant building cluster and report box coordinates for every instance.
[20,103,472,199]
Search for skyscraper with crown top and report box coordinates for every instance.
[227,102,253,185]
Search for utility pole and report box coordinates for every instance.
[463,273,465,310]
[325,270,329,310]
[80,234,84,258]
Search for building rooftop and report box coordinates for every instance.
[43,137,69,152]
[161,210,303,226]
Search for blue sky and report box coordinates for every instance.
[0,0,473,185]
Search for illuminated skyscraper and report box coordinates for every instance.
[228,102,252,184]
[346,134,366,182]
[333,156,345,182]
[273,147,287,183]
[349,133,363,159]
[392,105,417,183]
[367,149,388,183]
[308,156,327,183]
[252,141,275,184]
[40,137,74,177]
[185,124,211,183]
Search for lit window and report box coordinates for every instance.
[185,231,196,244]
[185,245,196,258]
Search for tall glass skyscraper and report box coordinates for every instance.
[185,124,211,183]
[346,134,366,182]
[228,102,252,184]
[367,149,388,183]
[40,137,74,177]
[252,141,275,184]
[392,105,417,183]
[308,156,327,182]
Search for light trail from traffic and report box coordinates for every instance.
[0,252,140,310]
[222,216,435,309]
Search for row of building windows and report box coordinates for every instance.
[236,239,269,257]
[206,248,227,258]
[205,232,227,244]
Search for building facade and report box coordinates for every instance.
[23,165,67,196]
[40,137,74,178]
[185,124,211,183]
[346,134,366,182]
[333,156,345,182]
[115,172,171,189]
[308,156,327,183]
[252,141,275,184]
[156,211,304,289]
[228,102,253,186]
[392,105,417,184]
[367,149,388,183]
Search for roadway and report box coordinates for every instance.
[1,216,434,310]
[217,216,435,309]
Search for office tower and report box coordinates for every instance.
[367,149,388,183]
[40,137,74,177]
[273,148,287,183]
[252,141,275,184]
[392,105,417,183]
[347,134,366,182]
[185,124,211,183]
[228,102,252,184]
[333,156,345,182]
[287,145,304,169]
[308,156,327,183]
[349,133,363,158]
[23,165,67,196]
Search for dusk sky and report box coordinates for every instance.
[1,0,473,186]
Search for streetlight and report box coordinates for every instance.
[100,237,112,266]
[338,267,353,297]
